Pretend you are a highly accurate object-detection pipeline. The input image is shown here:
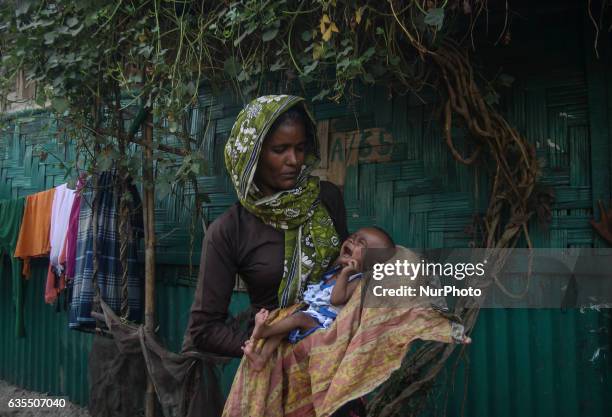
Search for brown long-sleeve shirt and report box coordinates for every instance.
[182,181,348,357]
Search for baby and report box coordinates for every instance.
[242,227,398,370]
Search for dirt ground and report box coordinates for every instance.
[0,380,90,417]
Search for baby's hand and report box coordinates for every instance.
[341,259,361,276]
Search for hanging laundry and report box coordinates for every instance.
[44,183,76,304]
[69,172,144,331]
[59,178,84,282]
[0,198,26,337]
[14,188,55,278]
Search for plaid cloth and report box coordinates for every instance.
[69,172,143,330]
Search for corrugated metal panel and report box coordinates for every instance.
[0,264,92,405]
[155,268,250,397]
[0,264,250,405]
[432,309,611,417]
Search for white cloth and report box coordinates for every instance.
[49,183,76,275]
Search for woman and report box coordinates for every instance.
[182,95,364,415]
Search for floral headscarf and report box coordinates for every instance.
[225,95,340,307]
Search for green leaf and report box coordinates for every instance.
[139,45,153,58]
[51,74,63,86]
[424,8,445,30]
[362,47,375,60]
[66,17,79,27]
[44,32,58,45]
[301,30,312,42]
[237,70,249,82]
[51,98,69,114]
[128,73,143,83]
[15,2,31,16]
[262,27,278,42]
[186,81,197,95]
[312,43,324,60]
[245,22,257,35]
[337,58,350,70]
[35,94,46,107]
[312,89,330,102]
[338,45,353,57]
[70,24,84,36]
[303,60,319,75]
[270,60,283,71]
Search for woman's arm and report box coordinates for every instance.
[182,211,249,357]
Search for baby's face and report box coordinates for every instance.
[338,227,390,266]
[339,232,368,265]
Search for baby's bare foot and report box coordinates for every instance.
[255,308,269,325]
[242,339,267,371]
[252,308,269,339]
[451,322,472,344]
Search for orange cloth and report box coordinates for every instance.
[14,188,56,277]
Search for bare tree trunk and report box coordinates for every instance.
[143,112,157,417]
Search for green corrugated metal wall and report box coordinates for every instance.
[0,264,91,405]
[0,5,610,416]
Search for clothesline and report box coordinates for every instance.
[0,172,144,338]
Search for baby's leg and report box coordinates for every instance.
[451,321,472,344]
[242,334,285,372]
[251,308,270,343]
[252,311,318,340]
[242,340,265,371]
[245,310,320,371]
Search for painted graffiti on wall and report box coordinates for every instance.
[313,120,394,186]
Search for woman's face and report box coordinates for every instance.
[254,120,307,196]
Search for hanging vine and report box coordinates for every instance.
[367,39,540,417]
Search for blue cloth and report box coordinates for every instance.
[288,264,362,344]
[69,172,143,330]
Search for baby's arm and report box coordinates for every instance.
[330,259,361,306]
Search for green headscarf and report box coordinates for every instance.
[224,95,340,307]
